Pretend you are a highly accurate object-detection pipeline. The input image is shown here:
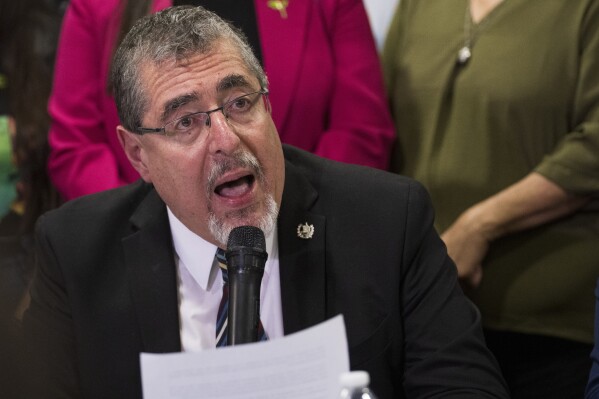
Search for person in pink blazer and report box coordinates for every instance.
[48,0,395,200]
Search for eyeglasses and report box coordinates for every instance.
[136,89,270,143]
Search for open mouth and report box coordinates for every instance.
[214,174,256,198]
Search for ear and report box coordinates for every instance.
[117,125,152,183]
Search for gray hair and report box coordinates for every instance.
[109,5,268,132]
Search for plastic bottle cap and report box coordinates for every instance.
[339,371,370,389]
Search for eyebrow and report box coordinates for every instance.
[216,74,253,93]
[157,74,254,124]
[159,92,200,125]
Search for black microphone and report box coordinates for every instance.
[225,226,268,346]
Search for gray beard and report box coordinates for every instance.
[205,149,278,247]
[208,193,279,247]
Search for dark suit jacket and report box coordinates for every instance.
[23,146,509,398]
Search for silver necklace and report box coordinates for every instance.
[457,0,504,65]
[457,4,474,64]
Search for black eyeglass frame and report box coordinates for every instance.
[135,89,270,136]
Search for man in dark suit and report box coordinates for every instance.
[23,6,509,398]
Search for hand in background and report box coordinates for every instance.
[441,173,589,289]
[441,207,491,288]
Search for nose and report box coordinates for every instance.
[206,108,241,155]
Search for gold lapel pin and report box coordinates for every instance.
[267,0,289,19]
[297,222,314,239]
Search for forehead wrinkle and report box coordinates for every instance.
[160,92,200,124]
[216,74,253,93]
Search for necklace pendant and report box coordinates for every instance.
[457,46,471,65]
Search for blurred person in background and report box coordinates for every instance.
[383,0,599,398]
[0,0,65,397]
[0,0,64,320]
[47,0,396,200]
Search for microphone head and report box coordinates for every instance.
[227,226,266,252]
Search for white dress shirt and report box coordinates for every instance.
[167,207,284,352]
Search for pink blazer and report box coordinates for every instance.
[48,0,395,199]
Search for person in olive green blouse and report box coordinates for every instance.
[383,0,599,398]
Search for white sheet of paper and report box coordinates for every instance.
[140,315,349,399]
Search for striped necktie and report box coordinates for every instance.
[215,248,268,347]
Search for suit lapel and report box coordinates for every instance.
[122,188,181,353]
[255,0,312,132]
[278,158,327,335]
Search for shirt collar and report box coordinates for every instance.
[167,207,277,290]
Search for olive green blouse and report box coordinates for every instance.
[383,0,599,343]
